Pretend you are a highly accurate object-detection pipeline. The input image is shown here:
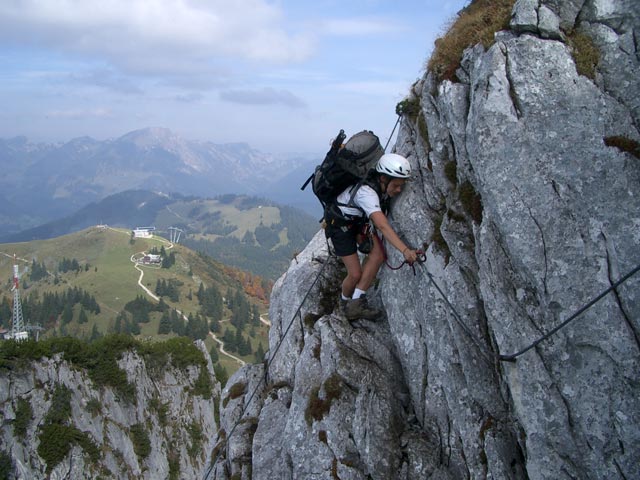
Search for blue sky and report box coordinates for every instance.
[0,0,468,154]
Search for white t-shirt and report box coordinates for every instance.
[336,184,381,219]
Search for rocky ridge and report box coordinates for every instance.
[207,1,640,479]
[0,340,219,479]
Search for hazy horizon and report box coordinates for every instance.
[0,1,468,154]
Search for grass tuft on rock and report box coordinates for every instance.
[428,0,515,82]
[568,30,600,79]
[604,136,640,160]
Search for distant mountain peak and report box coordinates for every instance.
[119,127,181,148]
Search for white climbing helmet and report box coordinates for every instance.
[376,153,411,178]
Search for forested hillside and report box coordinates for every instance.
[0,226,271,380]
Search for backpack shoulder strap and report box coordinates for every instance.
[336,172,381,211]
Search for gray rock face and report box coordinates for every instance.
[210,1,640,479]
[0,340,219,479]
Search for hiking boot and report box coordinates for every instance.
[338,298,348,315]
[344,296,381,321]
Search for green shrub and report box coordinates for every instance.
[187,422,204,458]
[192,366,213,399]
[459,181,484,224]
[130,423,151,460]
[431,212,452,265]
[86,398,102,417]
[417,114,430,150]
[223,382,246,408]
[150,396,169,427]
[2,334,210,408]
[318,262,345,316]
[568,31,600,79]
[604,136,640,159]
[396,97,421,122]
[304,312,322,329]
[0,450,13,479]
[168,451,180,480]
[428,0,515,82]
[444,161,458,185]
[14,398,32,438]
[140,337,207,374]
[37,423,99,473]
[36,383,101,472]
[87,354,135,402]
[214,363,229,387]
[304,373,343,425]
[45,385,72,425]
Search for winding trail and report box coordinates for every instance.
[0,252,31,264]
[113,226,245,367]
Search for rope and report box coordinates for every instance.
[375,232,495,363]
[413,258,640,363]
[374,232,424,275]
[499,262,640,362]
[203,257,330,479]
[414,262,496,364]
[384,115,401,151]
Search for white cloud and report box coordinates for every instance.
[220,87,306,108]
[329,80,408,97]
[46,107,112,119]
[0,0,314,74]
[321,17,405,36]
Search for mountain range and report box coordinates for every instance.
[0,190,319,280]
[0,127,322,235]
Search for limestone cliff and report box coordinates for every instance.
[0,338,219,479]
[208,1,639,479]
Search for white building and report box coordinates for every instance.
[133,228,153,238]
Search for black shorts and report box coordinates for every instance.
[325,223,359,257]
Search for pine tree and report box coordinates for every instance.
[210,317,220,333]
[187,313,197,340]
[214,364,229,386]
[255,342,265,363]
[209,346,219,363]
[223,328,236,352]
[61,303,74,325]
[171,310,184,336]
[114,311,127,333]
[252,305,261,326]
[78,308,88,324]
[90,324,101,341]
[158,311,172,334]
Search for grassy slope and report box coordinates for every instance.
[152,196,317,279]
[0,226,269,378]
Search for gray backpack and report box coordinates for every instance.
[301,130,384,209]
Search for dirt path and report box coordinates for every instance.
[122,228,245,367]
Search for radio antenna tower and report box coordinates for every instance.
[10,255,28,341]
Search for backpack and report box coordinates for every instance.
[301,130,385,210]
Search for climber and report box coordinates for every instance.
[325,153,418,320]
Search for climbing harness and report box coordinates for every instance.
[203,257,330,479]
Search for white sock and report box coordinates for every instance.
[341,293,350,301]
[352,288,366,299]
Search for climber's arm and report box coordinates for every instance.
[370,211,417,263]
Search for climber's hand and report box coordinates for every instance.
[403,248,418,264]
